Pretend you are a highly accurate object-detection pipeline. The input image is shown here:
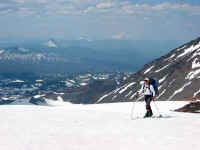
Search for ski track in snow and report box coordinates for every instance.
[0,101,200,150]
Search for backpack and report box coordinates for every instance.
[148,78,159,96]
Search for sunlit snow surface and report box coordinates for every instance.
[0,101,200,150]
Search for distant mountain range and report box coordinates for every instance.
[0,39,182,75]
[96,37,200,103]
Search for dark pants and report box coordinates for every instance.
[145,95,152,112]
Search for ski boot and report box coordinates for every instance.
[144,110,153,118]
[149,110,153,117]
[144,111,150,118]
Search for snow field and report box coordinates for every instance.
[0,101,200,150]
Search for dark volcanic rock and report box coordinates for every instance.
[175,101,200,113]
[0,100,14,105]
[29,97,47,105]
[43,79,118,104]
[63,80,117,104]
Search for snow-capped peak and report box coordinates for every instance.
[0,49,5,54]
[46,39,57,48]
[18,47,29,52]
[79,36,93,42]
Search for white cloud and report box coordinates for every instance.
[45,3,81,16]
[96,2,115,9]
[120,2,200,16]
[79,35,92,42]
[119,1,130,6]
[16,7,36,16]
[112,32,129,39]
[83,2,116,14]
[14,0,48,4]
[0,4,9,9]
[1,1,200,17]
[83,6,94,14]
[13,0,26,4]
[0,9,13,15]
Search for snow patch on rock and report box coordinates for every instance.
[119,82,136,94]
[194,89,200,97]
[34,95,45,99]
[192,58,200,69]
[144,66,154,74]
[36,80,43,82]
[53,92,65,95]
[159,75,168,84]
[12,80,24,83]
[177,42,200,58]
[168,82,192,100]
[125,91,132,97]
[191,49,200,59]
[130,92,137,100]
[157,89,166,99]
[80,82,88,86]
[97,92,113,103]
[164,54,176,61]
[186,69,200,80]
[155,64,170,73]
[176,45,187,51]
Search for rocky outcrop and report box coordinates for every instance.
[175,101,200,113]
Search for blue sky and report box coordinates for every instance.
[0,0,200,41]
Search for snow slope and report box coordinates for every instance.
[0,101,200,150]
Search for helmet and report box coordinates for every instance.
[144,77,149,81]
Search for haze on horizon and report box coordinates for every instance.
[0,0,200,42]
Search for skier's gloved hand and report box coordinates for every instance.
[152,96,156,101]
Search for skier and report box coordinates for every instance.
[136,77,156,118]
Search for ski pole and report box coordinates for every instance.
[130,96,140,120]
[153,100,162,117]
[130,99,136,120]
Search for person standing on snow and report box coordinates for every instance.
[136,77,156,118]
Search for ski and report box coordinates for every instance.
[131,115,163,120]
